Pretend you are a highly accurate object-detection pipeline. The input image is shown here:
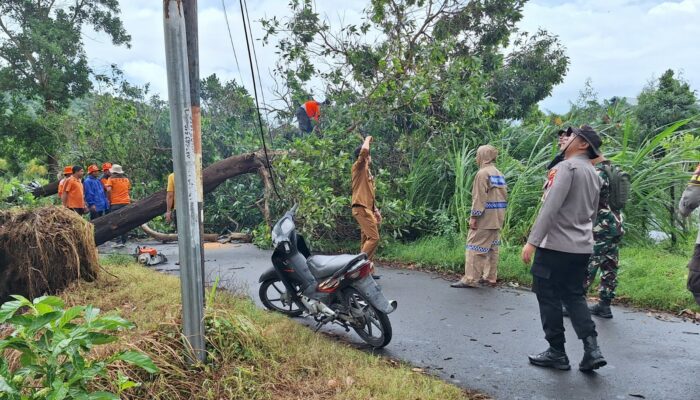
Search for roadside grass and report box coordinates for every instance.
[380,236,700,313]
[58,257,472,399]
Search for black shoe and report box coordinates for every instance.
[528,347,571,370]
[579,336,607,372]
[562,303,569,317]
[372,274,381,280]
[589,301,613,319]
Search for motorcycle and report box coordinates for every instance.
[258,205,397,348]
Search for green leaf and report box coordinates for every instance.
[115,351,159,374]
[33,295,65,309]
[28,311,63,333]
[85,332,117,345]
[84,306,100,323]
[0,300,24,323]
[59,306,85,328]
[90,315,133,330]
[9,295,32,307]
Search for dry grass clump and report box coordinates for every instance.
[59,259,472,399]
[0,206,99,302]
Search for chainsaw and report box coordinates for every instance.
[134,246,167,266]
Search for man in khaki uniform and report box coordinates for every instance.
[452,145,508,288]
[352,135,381,262]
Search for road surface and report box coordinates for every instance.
[104,241,700,400]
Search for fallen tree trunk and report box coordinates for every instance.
[92,151,278,246]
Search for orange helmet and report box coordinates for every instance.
[88,164,99,174]
[102,162,112,171]
[63,166,73,175]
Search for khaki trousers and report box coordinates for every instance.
[352,206,380,260]
[460,229,500,284]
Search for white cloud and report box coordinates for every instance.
[520,0,700,113]
[80,1,700,114]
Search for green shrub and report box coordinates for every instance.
[0,295,158,399]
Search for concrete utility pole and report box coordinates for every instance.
[163,0,206,363]
[183,0,206,287]
[183,0,202,195]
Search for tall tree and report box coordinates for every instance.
[636,69,699,139]
[0,0,130,170]
[0,0,130,110]
[261,0,568,124]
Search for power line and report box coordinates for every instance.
[242,0,275,146]
[238,0,282,200]
[221,0,244,85]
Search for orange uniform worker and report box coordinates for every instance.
[61,166,86,215]
[100,162,112,211]
[105,164,131,248]
[57,166,73,199]
[295,99,329,134]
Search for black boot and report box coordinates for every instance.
[579,336,607,372]
[528,347,571,370]
[589,300,613,318]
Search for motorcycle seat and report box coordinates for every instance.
[307,253,367,279]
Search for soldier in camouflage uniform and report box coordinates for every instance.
[584,156,625,318]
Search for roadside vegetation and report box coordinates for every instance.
[2,0,699,321]
[40,257,471,399]
[381,237,700,314]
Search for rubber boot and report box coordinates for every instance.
[528,347,571,370]
[579,336,607,372]
[589,299,613,318]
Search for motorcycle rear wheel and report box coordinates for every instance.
[259,278,304,317]
[344,287,392,348]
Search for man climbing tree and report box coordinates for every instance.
[295,99,329,135]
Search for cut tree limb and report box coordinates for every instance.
[141,223,220,243]
[92,151,283,246]
[31,180,59,198]
[140,223,252,244]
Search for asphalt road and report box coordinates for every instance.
[108,241,700,400]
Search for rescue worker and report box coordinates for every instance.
[451,145,508,288]
[522,125,607,372]
[165,172,175,224]
[295,99,329,134]
[57,166,73,201]
[84,164,109,220]
[62,166,87,215]
[351,135,382,271]
[100,162,112,212]
[678,163,700,306]
[105,164,131,248]
[584,155,625,318]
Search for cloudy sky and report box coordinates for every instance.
[83,0,700,114]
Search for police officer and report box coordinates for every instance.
[522,125,607,372]
[679,163,700,306]
[584,155,625,318]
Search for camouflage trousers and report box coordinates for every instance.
[584,236,622,301]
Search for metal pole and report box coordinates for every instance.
[163,0,206,363]
[183,0,206,293]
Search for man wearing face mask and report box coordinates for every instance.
[522,125,607,372]
[451,144,507,288]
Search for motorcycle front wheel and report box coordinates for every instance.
[344,287,392,348]
[259,278,304,317]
